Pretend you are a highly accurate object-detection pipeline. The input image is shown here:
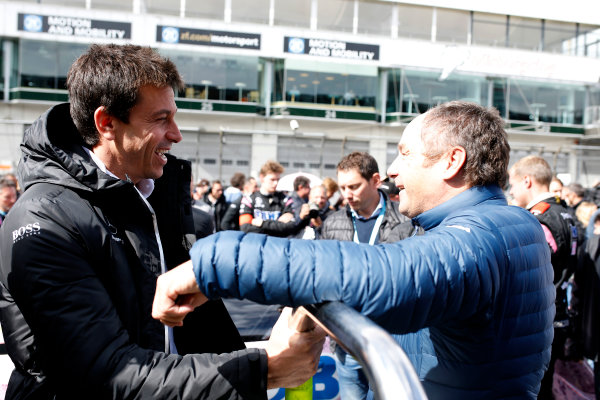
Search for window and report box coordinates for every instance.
[357,1,395,37]
[436,8,470,44]
[275,59,378,108]
[186,0,224,20]
[232,0,270,24]
[161,50,260,102]
[145,0,179,16]
[544,20,577,54]
[19,40,88,89]
[472,12,506,47]
[274,0,312,28]
[508,16,541,50]
[397,4,431,41]
[318,0,354,33]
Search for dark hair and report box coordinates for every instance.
[293,175,310,191]
[422,101,510,187]
[337,152,379,181]
[67,44,184,147]
[230,172,246,189]
[566,182,585,198]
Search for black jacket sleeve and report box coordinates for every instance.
[0,196,267,399]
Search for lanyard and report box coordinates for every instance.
[352,200,386,245]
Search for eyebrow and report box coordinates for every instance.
[150,108,176,118]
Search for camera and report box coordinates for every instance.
[308,201,320,219]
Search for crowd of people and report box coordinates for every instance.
[0,43,599,400]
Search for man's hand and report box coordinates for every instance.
[265,307,326,389]
[298,203,310,219]
[152,260,208,327]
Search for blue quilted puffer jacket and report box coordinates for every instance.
[190,184,555,399]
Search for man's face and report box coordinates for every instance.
[113,85,181,183]
[309,186,328,209]
[260,172,281,194]
[387,115,442,218]
[508,171,529,208]
[245,178,258,194]
[0,186,17,212]
[211,183,223,199]
[549,181,563,199]
[297,185,310,199]
[337,168,379,215]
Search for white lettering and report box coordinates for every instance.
[309,47,330,56]
[48,16,91,28]
[48,25,73,35]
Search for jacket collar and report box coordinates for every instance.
[413,184,507,231]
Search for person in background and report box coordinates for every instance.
[379,177,400,202]
[575,201,598,232]
[322,176,343,210]
[564,182,586,216]
[319,151,414,399]
[290,175,311,221]
[201,179,227,232]
[549,176,564,200]
[238,160,311,237]
[192,178,209,201]
[0,43,323,399]
[508,155,579,399]
[224,172,245,204]
[221,176,257,231]
[190,176,214,239]
[0,178,17,226]
[572,213,600,399]
[153,101,555,400]
[297,184,333,240]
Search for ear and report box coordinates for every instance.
[441,146,467,180]
[94,106,116,141]
[371,172,381,187]
[523,175,532,189]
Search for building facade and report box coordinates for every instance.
[2,0,600,186]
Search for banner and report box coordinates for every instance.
[284,36,379,61]
[18,13,131,39]
[157,25,261,50]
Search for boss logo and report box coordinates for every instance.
[12,222,41,243]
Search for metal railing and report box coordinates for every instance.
[298,301,428,400]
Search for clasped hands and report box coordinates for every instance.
[151,260,326,389]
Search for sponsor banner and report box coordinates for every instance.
[157,25,261,49]
[284,36,379,61]
[18,13,131,39]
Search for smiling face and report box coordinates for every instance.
[109,85,181,183]
[387,115,444,218]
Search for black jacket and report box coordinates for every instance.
[0,103,267,399]
[239,191,309,237]
[529,196,579,321]
[572,234,600,361]
[320,190,415,243]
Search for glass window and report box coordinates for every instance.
[186,0,224,20]
[507,79,586,125]
[19,40,88,89]
[276,58,378,108]
[397,4,431,40]
[274,0,312,29]
[544,20,577,55]
[508,16,541,50]
[145,0,179,16]
[473,12,506,47]
[318,0,354,33]
[386,69,488,114]
[161,50,260,103]
[39,0,86,7]
[232,0,270,25]
[578,25,600,57]
[91,0,133,12]
[436,8,470,44]
[357,1,395,37]
[0,39,4,100]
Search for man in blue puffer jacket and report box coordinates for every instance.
[153,101,555,399]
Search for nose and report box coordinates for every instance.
[387,155,401,179]
[168,121,182,143]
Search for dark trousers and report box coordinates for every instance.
[538,327,568,399]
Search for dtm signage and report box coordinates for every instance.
[18,13,131,39]
[284,36,379,61]
[157,25,261,50]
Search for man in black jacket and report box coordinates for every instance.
[0,44,323,399]
[320,151,415,399]
[509,155,579,400]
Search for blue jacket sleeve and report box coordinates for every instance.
[189,220,518,333]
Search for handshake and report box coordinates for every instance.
[151,260,326,389]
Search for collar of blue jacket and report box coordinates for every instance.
[413,184,507,231]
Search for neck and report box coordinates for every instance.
[356,194,381,218]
